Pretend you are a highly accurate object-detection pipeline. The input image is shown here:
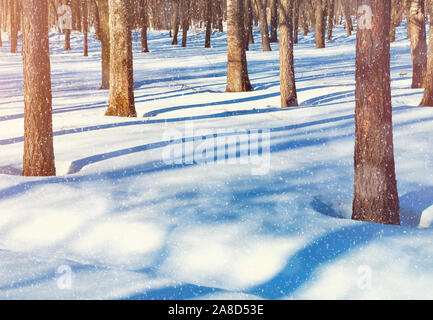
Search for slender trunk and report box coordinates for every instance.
[255,0,272,51]
[181,0,190,47]
[226,0,253,92]
[270,0,278,42]
[82,0,89,56]
[216,0,224,32]
[247,0,254,44]
[293,0,299,43]
[327,0,334,41]
[9,0,17,53]
[172,0,179,44]
[279,0,298,108]
[105,0,136,117]
[22,0,56,176]
[340,0,352,35]
[409,0,427,88]
[420,21,433,105]
[140,0,149,52]
[353,0,400,225]
[205,0,212,48]
[97,0,110,89]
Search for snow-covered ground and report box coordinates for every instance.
[1,24,433,299]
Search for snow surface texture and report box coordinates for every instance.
[1,25,433,299]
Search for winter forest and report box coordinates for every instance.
[0,0,433,300]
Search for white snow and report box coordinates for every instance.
[1,25,433,299]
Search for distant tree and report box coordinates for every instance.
[293,0,299,43]
[22,0,56,176]
[172,0,180,44]
[96,0,110,89]
[226,0,253,92]
[105,0,137,117]
[420,8,433,105]
[340,0,353,35]
[314,0,327,48]
[254,0,272,51]
[327,0,335,41]
[181,0,190,47]
[353,0,400,225]
[82,0,89,56]
[279,0,298,108]
[139,0,149,52]
[204,0,212,48]
[9,0,18,53]
[270,0,278,42]
[409,0,427,88]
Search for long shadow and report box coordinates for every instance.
[125,283,222,300]
[246,223,400,299]
[400,186,433,228]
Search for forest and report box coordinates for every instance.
[0,0,433,300]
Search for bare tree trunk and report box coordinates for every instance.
[140,0,149,52]
[97,0,109,89]
[327,0,335,41]
[105,0,136,117]
[172,0,179,44]
[353,0,400,225]
[420,6,433,105]
[255,0,272,51]
[293,0,299,43]
[246,0,254,44]
[82,0,89,56]
[181,0,190,47]
[216,0,224,32]
[22,0,56,176]
[205,0,212,48]
[409,0,427,88]
[226,0,253,92]
[9,0,17,53]
[270,0,278,42]
[340,0,352,35]
[314,0,327,48]
[279,0,298,108]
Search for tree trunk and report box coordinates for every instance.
[22,0,56,176]
[226,0,253,92]
[409,0,427,88]
[9,0,17,53]
[105,0,136,117]
[293,0,299,43]
[97,0,110,89]
[181,0,190,47]
[270,0,278,42]
[172,0,179,44]
[420,9,433,105]
[279,0,298,108]
[247,0,254,44]
[82,0,89,56]
[340,0,352,35]
[255,0,272,51]
[314,0,327,48]
[140,0,149,52]
[205,0,212,48]
[327,0,334,41]
[216,0,224,32]
[353,0,400,225]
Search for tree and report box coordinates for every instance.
[9,0,17,53]
[279,0,298,108]
[420,9,433,106]
[293,0,299,44]
[352,0,400,225]
[314,0,327,48]
[22,0,56,176]
[327,0,335,41]
[409,0,427,88]
[204,0,212,48]
[255,0,272,51]
[340,0,353,36]
[105,0,137,117]
[140,0,149,52]
[96,0,110,89]
[63,0,72,51]
[226,0,253,92]
[270,0,278,42]
[181,0,190,47]
[172,0,180,44]
[82,0,89,56]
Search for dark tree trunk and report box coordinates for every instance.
[181,0,190,47]
[255,0,272,51]
[353,0,400,226]
[420,9,433,105]
[97,0,110,89]
[205,0,212,48]
[216,0,224,32]
[270,0,278,42]
[82,0,89,56]
[9,0,17,53]
[340,0,352,35]
[105,0,136,117]
[140,0,149,52]
[314,0,327,48]
[226,0,253,92]
[409,0,427,88]
[327,0,334,41]
[247,0,254,44]
[293,0,299,43]
[22,0,56,176]
[92,0,101,40]
[279,0,298,108]
[172,0,180,44]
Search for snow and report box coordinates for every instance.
[1,25,433,299]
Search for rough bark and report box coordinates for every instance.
[327,0,335,41]
[205,0,212,48]
[293,0,299,43]
[409,0,427,88]
[314,0,327,48]
[279,0,298,108]
[9,0,17,53]
[255,0,272,51]
[96,0,110,89]
[172,0,180,44]
[353,0,400,225]
[270,0,278,42]
[105,0,136,117]
[226,0,253,92]
[22,0,56,176]
[420,11,433,105]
